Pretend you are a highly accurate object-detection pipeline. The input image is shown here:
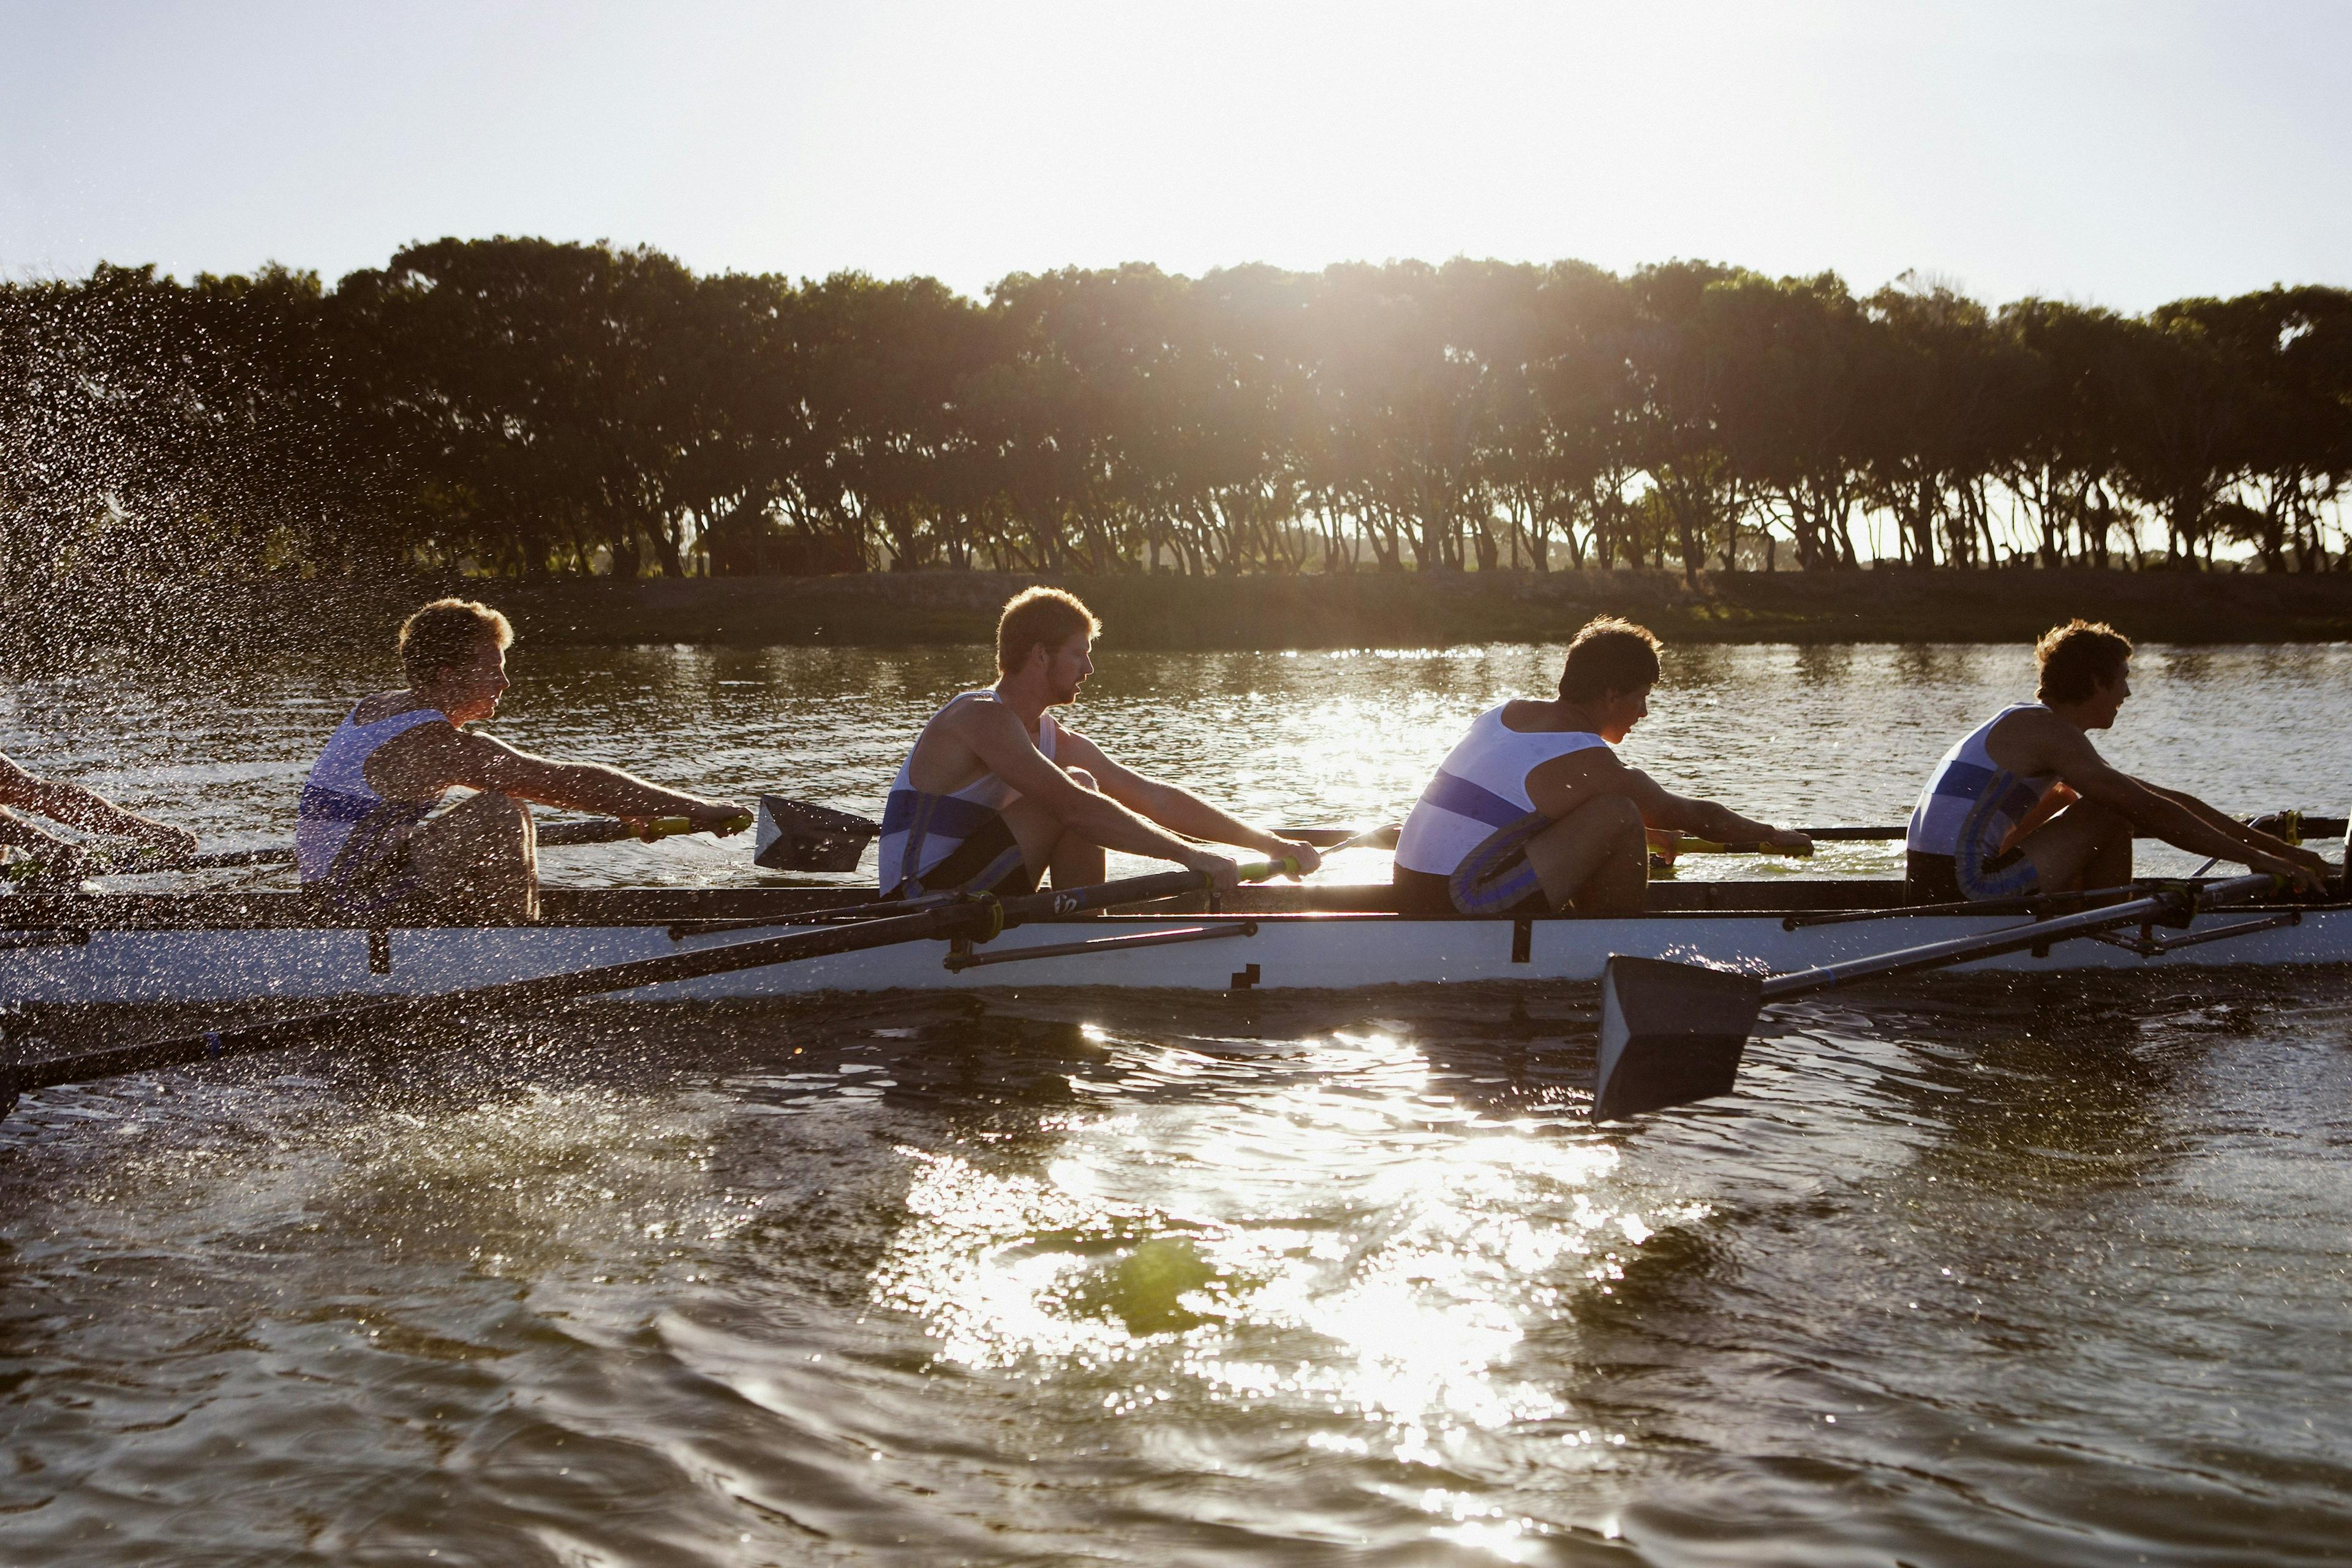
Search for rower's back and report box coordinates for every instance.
[1393,703,1610,881]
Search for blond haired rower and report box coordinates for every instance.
[876,586,1322,900]
[1905,619,2329,902]
[295,599,745,922]
[0,753,198,890]
[1393,617,1811,916]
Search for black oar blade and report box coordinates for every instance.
[755,796,879,872]
[1591,956,1765,1122]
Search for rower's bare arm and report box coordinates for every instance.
[1528,752,1809,853]
[2051,746,2321,888]
[432,731,744,832]
[0,754,195,853]
[1055,732,1324,875]
[1648,786,1809,852]
[0,806,71,853]
[0,753,34,810]
[957,707,1238,881]
[2144,783,2334,880]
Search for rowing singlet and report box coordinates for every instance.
[1393,706,1610,878]
[295,703,449,883]
[875,692,1060,895]
[1906,703,2059,866]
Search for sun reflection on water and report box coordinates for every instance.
[868,1027,1705,1475]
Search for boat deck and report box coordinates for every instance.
[9,877,1916,930]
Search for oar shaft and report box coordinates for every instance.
[1681,816,2351,852]
[1757,874,2277,1002]
[9,859,1282,1098]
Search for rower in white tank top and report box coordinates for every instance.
[295,702,451,913]
[876,691,1061,897]
[1394,706,1610,914]
[1904,703,2059,900]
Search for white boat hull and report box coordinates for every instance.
[4,895,2344,1006]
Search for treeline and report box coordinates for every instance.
[5,239,2350,596]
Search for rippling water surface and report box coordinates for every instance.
[4,641,2351,1565]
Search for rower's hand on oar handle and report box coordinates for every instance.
[1767,827,1815,857]
[684,801,754,837]
[1185,848,1245,892]
[128,821,200,859]
[2254,846,2332,896]
[652,801,756,840]
[620,804,754,842]
[1270,839,1322,879]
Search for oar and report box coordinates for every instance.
[1668,835,1816,856]
[1668,815,2351,854]
[2252,812,2348,840]
[750,794,1394,873]
[1588,872,2284,1123]
[1780,883,2136,929]
[0,854,1300,1118]
[3,813,750,879]
[690,822,1400,940]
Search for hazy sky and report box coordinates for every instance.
[3,1,2346,311]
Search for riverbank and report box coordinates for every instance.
[23,566,2352,668]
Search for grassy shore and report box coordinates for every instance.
[28,567,2352,669]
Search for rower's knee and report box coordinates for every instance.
[456,788,523,818]
[2059,797,2131,842]
[1567,793,1645,842]
[466,790,530,834]
[2086,800,2130,834]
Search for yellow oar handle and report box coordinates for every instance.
[1674,835,1814,857]
[637,813,755,840]
[1235,854,1302,882]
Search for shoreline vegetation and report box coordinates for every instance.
[6,242,2350,634]
[30,568,2352,665]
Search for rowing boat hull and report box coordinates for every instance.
[2,882,2343,1005]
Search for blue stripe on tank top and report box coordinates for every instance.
[1931,764,2041,824]
[880,788,999,839]
[297,783,385,825]
[1929,761,1996,800]
[1418,769,1529,831]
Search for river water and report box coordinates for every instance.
[3,641,2350,1565]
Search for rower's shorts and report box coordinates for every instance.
[1392,811,1555,916]
[304,805,429,921]
[883,811,1041,900]
[1906,846,2041,903]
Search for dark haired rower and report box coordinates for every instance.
[1392,616,1810,916]
[1906,618,2328,902]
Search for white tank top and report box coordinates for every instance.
[1393,704,1609,876]
[295,703,449,882]
[875,691,1060,893]
[1907,703,2059,860]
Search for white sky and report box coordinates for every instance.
[2,1,2346,312]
